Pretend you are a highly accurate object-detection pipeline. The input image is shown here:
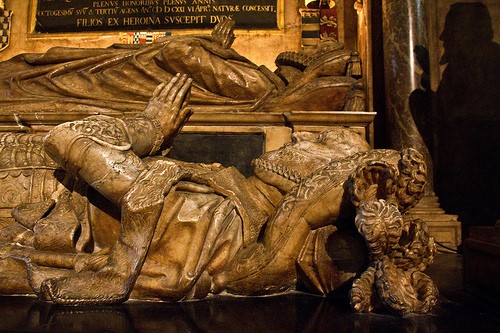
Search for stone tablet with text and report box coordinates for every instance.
[35,0,278,32]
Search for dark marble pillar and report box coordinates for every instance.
[382,0,434,192]
[382,0,462,251]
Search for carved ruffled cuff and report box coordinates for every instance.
[136,113,165,155]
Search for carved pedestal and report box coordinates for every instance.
[406,195,461,251]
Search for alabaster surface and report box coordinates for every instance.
[0,124,437,316]
[0,18,365,118]
[0,89,437,317]
[0,20,437,316]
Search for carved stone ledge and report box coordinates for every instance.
[0,111,377,149]
[406,195,462,251]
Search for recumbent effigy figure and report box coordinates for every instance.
[0,72,438,315]
[0,19,364,115]
[0,19,436,316]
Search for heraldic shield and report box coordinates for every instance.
[0,7,12,52]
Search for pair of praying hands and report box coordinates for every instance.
[143,73,193,147]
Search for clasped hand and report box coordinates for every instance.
[143,73,193,145]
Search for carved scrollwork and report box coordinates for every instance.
[395,148,428,212]
[346,148,436,315]
[67,116,132,151]
[350,199,438,315]
[349,160,398,208]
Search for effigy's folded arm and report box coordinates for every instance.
[43,74,193,206]
[35,75,194,305]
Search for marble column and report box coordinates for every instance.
[381,0,433,190]
[382,0,461,251]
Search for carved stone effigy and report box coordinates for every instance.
[0,122,438,315]
[0,20,437,316]
[0,19,364,118]
[0,129,438,314]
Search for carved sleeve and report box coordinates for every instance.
[124,115,165,157]
[43,116,147,205]
[155,38,276,100]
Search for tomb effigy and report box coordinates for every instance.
[0,19,437,316]
[0,18,364,116]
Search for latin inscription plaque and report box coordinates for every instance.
[35,0,278,32]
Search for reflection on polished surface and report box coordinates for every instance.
[0,255,498,333]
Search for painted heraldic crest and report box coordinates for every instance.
[0,7,12,52]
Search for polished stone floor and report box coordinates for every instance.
[0,254,498,333]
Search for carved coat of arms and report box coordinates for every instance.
[0,4,12,52]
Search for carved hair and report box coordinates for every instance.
[395,148,427,212]
[349,160,397,208]
[355,200,404,260]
